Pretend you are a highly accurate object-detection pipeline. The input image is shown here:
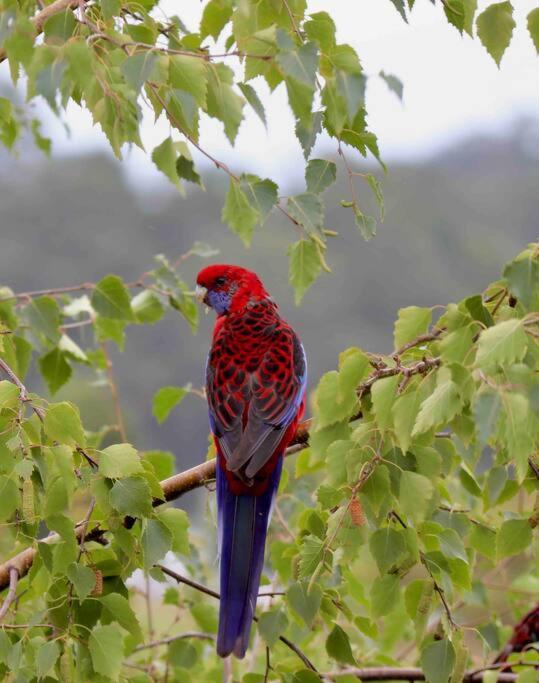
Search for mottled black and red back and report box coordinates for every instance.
[197,264,306,658]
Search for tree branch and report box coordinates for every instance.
[0,567,18,623]
[157,564,320,674]
[133,631,215,652]
[323,667,521,682]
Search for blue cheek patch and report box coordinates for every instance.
[208,290,231,314]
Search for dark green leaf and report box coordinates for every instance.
[39,347,72,394]
[421,639,456,683]
[326,624,355,665]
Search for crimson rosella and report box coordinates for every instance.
[196,265,307,658]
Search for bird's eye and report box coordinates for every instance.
[215,276,226,287]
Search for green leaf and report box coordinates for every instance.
[26,296,61,343]
[238,82,266,126]
[258,608,288,646]
[421,639,456,683]
[132,290,165,324]
[121,52,157,93]
[371,375,399,431]
[91,275,133,321]
[336,71,365,120]
[142,518,172,569]
[152,386,188,424]
[276,34,318,87]
[89,624,125,680]
[39,347,72,394]
[469,523,497,561]
[399,471,434,523]
[528,8,539,53]
[369,527,406,574]
[503,247,539,310]
[288,239,322,304]
[0,476,19,522]
[394,306,432,350]
[412,379,461,436]
[298,534,330,579]
[44,401,86,447]
[222,179,259,246]
[36,640,60,679]
[304,11,336,52]
[477,1,515,66]
[326,624,355,665]
[143,450,175,480]
[152,137,183,191]
[475,318,527,370]
[305,159,337,194]
[157,508,189,554]
[379,70,403,100]
[169,55,207,107]
[110,476,153,516]
[287,193,323,234]
[0,380,21,408]
[43,10,76,42]
[205,63,244,144]
[67,562,96,601]
[200,0,232,39]
[240,174,278,222]
[389,0,408,21]
[502,392,534,480]
[296,110,322,159]
[353,208,376,241]
[99,443,143,478]
[371,574,400,616]
[100,592,144,643]
[287,582,322,626]
[94,317,126,350]
[497,518,532,559]
[365,173,385,221]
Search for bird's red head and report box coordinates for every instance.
[196,265,270,315]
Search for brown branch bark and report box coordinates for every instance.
[0,567,18,622]
[323,668,521,682]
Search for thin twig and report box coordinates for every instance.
[0,358,44,422]
[101,343,127,442]
[157,564,320,674]
[0,567,19,622]
[133,631,214,652]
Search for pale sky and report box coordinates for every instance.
[40,0,538,186]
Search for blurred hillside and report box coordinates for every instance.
[0,124,537,506]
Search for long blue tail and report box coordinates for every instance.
[216,458,282,658]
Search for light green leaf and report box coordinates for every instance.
[143,450,175,480]
[258,609,288,646]
[287,193,324,235]
[371,574,400,616]
[326,624,355,665]
[141,519,172,570]
[152,137,182,191]
[412,379,461,436]
[353,208,376,241]
[157,508,189,554]
[39,347,72,394]
[0,380,20,408]
[44,401,86,447]
[394,306,432,351]
[371,375,399,431]
[200,0,232,39]
[26,296,61,343]
[336,71,365,119]
[305,159,337,194]
[100,592,144,643]
[477,1,515,66]
[132,290,165,324]
[475,318,527,370]
[469,523,497,561]
[36,640,60,679]
[240,174,278,222]
[399,471,434,523]
[503,247,539,310]
[99,443,143,478]
[205,63,244,144]
[421,639,456,683]
[288,238,323,304]
[91,274,133,321]
[169,55,207,107]
[67,562,96,601]
[502,392,534,480]
[287,582,322,626]
[110,476,153,517]
[89,624,125,680]
[121,52,157,93]
[369,527,406,574]
[222,179,259,246]
[152,386,188,424]
[497,518,532,559]
[238,82,266,126]
[528,8,539,53]
[0,476,19,522]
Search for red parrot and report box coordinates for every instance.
[196,265,307,658]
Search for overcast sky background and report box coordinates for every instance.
[38,0,539,186]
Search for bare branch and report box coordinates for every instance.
[133,632,215,652]
[323,667,520,682]
[0,567,19,623]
